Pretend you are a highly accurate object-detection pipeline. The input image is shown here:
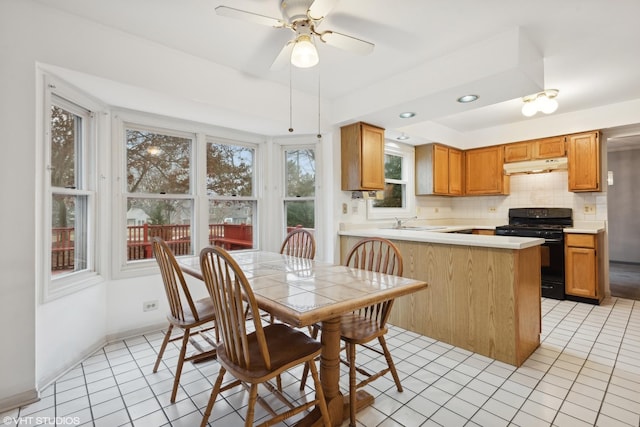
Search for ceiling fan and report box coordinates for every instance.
[215,0,375,69]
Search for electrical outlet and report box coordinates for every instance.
[342,203,347,214]
[143,300,158,312]
[489,207,497,212]
[583,204,596,214]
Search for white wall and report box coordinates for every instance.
[0,0,41,410]
[35,285,107,387]
[607,148,640,262]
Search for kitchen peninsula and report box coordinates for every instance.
[338,228,544,366]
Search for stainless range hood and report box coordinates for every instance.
[503,157,568,175]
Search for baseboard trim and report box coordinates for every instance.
[38,337,108,392]
[0,389,39,414]
[1,323,167,414]
[105,322,166,344]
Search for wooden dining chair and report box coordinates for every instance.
[199,246,331,427]
[341,237,404,427]
[280,227,316,259]
[151,237,217,403]
[300,237,404,427]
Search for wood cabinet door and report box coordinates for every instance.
[465,146,505,195]
[360,124,385,189]
[504,142,532,163]
[433,144,450,194]
[565,246,597,297]
[448,148,463,195]
[341,122,385,190]
[535,136,566,158]
[568,131,600,192]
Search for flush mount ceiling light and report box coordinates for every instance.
[396,133,410,141]
[399,111,416,118]
[457,94,479,103]
[521,89,559,117]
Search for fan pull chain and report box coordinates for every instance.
[288,61,294,133]
[317,66,322,139]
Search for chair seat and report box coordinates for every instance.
[217,323,322,383]
[340,312,388,344]
[170,297,215,327]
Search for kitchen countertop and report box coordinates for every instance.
[338,227,544,250]
[563,226,605,234]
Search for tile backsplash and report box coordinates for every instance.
[416,171,607,222]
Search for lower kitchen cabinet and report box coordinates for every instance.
[565,232,605,303]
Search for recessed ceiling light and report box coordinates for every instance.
[396,133,410,141]
[399,111,416,118]
[457,94,479,103]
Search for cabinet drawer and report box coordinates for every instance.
[565,233,596,248]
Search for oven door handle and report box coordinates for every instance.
[543,238,563,243]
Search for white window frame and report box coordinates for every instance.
[39,76,102,302]
[282,144,317,237]
[111,110,264,278]
[366,141,415,220]
[206,136,260,248]
[119,122,197,272]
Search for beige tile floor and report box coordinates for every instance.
[2,296,639,426]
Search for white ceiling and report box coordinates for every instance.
[34,0,640,147]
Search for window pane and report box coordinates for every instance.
[50,105,80,188]
[126,198,192,260]
[285,200,315,229]
[373,183,405,208]
[208,200,255,250]
[384,154,402,180]
[285,149,315,197]
[207,143,254,196]
[126,129,191,194]
[51,194,87,274]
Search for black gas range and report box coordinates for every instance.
[495,208,573,300]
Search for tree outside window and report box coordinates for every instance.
[50,101,91,275]
[207,141,257,250]
[125,128,194,260]
[373,153,405,208]
[284,148,315,230]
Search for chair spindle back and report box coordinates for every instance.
[199,246,270,370]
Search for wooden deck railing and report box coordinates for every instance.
[51,223,255,271]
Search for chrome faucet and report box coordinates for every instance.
[394,216,418,229]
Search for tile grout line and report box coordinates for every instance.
[80,363,96,427]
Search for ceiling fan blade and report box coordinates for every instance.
[270,41,295,70]
[308,0,339,20]
[215,5,285,28]
[319,31,374,55]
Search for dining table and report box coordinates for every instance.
[178,250,428,427]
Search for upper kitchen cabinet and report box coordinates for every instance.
[535,136,566,159]
[415,143,463,196]
[504,136,566,163]
[465,145,509,195]
[567,131,601,192]
[341,122,385,191]
[504,141,533,163]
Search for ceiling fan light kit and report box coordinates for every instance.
[521,89,559,117]
[215,0,374,69]
[290,34,319,68]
